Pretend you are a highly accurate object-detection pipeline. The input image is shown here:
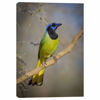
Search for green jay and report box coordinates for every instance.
[29,23,62,86]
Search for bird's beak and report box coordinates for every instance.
[55,23,62,31]
[57,23,62,27]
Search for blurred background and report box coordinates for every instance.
[17,3,83,97]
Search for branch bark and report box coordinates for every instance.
[17,28,83,84]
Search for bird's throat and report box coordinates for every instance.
[48,29,58,40]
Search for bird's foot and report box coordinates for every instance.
[53,56,57,62]
[44,62,47,68]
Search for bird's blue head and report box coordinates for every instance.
[46,23,62,32]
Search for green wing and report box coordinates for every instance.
[38,34,46,59]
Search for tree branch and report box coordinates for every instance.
[17,28,83,84]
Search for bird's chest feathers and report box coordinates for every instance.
[40,33,59,58]
[45,33,59,48]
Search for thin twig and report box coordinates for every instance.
[17,28,83,84]
[27,10,48,25]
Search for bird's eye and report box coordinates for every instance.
[52,23,56,27]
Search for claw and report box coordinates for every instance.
[44,62,47,67]
[53,56,57,62]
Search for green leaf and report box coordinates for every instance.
[38,8,43,12]
[40,17,42,20]
[30,13,33,16]
[20,65,24,69]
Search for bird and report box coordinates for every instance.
[29,23,62,86]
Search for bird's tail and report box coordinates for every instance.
[28,59,44,86]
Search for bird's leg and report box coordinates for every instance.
[42,62,47,68]
[42,59,47,68]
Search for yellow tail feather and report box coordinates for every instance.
[32,59,44,86]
